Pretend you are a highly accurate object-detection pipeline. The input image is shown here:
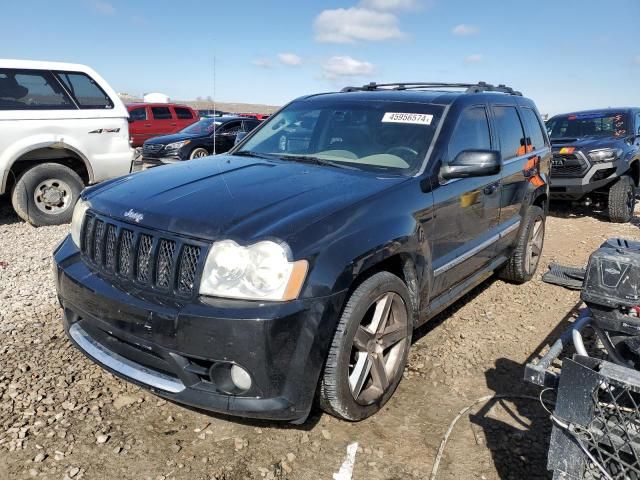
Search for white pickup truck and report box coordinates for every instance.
[0,59,133,226]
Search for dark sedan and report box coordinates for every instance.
[141,116,260,166]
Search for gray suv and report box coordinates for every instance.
[547,108,640,222]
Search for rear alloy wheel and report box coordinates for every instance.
[498,205,546,284]
[608,175,636,223]
[189,148,209,160]
[319,272,413,421]
[11,163,83,226]
[525,216,545,277]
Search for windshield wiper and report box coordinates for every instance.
[232,150,276,159]
[281,155,358,170]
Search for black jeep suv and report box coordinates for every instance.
[54,82,550,422]
[547,108,640,222]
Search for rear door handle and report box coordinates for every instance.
[483,182,499,195]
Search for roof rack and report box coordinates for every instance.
[340,81,522,96]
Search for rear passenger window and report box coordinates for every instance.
[54,72,113,109]
[129,107,147,121]
[493,106,526,160]
[151,106,172,120]
[0,68,74,110]
[448,106,491,160]
[521,108,548,150]
[174,107,193,119]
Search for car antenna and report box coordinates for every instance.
[212,52,216,155]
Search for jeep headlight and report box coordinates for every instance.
[165,140,190,150]
[70,198,91,248]
[199,240,308,301]
[588,148,622,163]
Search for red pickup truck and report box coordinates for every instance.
[127,103,198,147]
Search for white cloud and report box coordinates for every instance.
[464,54,484,63]
[322,56,375,79]
[314,8,405,43]
[452,24,479,36]
[278,53,302,67]
[93,1,115,15]
[252,58,273,69]
[359,0,422,11]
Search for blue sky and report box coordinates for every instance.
[2,0,639,115]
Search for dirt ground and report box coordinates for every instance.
[1,196,638,480]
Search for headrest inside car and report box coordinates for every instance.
[0,76,29,99]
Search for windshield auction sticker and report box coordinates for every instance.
[382,112,433,125]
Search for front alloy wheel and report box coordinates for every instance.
[349,292,409,404]
[319,272,413,421]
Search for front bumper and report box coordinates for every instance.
[550,157,622,200]
[53,237,345,421]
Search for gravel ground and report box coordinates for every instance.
[1,195,639,480]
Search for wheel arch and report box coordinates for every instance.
[2,139,93,193]
[628,159,640,187]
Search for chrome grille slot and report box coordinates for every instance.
[178,245,201,294]
[156,240,176,289]
[104,224,117,271]
[118,229,134,276]
[136,234,153,283]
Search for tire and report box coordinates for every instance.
[498,205,545,284]
[11,163,83,227]
[319,272,413,421]
[608,175,636,223]
[189,148,209,160]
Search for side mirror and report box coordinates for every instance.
[234,131,248,145]
[440,150,502,180]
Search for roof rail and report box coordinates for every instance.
[341,81,523,96]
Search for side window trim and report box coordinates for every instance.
[151,106,172,120]
[0,68,77,110]
[446,104,492,164]
[51,70,113,109]
[521,106,550,150]
[491,104,527,163]
[49,70,80,109]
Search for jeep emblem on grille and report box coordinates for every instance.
[123,209,144,223]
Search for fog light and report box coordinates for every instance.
[230,365,252,391]
[209,362,252,394]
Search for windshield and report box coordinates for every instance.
[547,112,629,139]
[181,118,221,135]
[236,99,444,174]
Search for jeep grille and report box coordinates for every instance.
[80,212,206,297]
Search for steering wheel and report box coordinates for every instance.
[385,146,419,161]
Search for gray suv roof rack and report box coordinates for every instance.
[341,81,523,96]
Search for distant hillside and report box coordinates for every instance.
[118,95,280,114]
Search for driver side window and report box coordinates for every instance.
[448,106,491,161]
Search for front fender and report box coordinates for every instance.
[299,214,431,314]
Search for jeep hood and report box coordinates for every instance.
[85,155,406,242]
